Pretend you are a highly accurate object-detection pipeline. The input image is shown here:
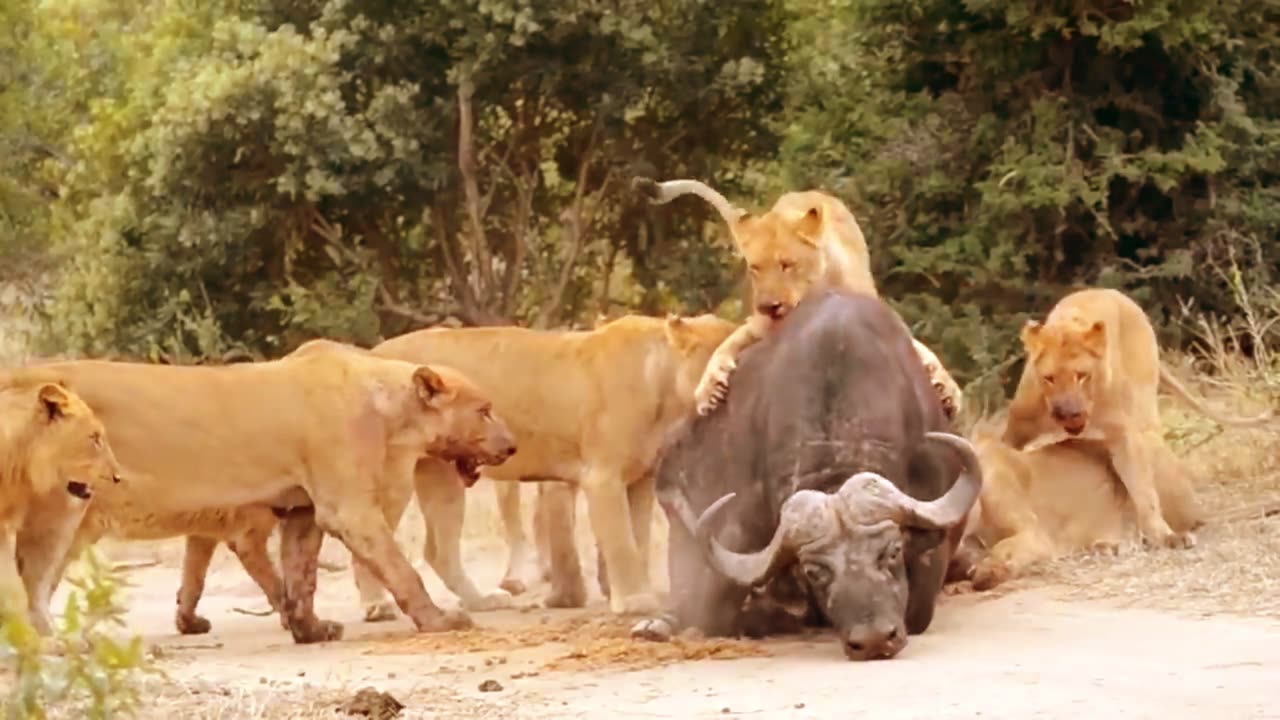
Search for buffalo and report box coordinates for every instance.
[637,289,982,660]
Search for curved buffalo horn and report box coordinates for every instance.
[833,432,983,530]
[631,177,747,226]
[693,490,834,588]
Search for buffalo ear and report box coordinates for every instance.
[37,383,73,422]
[1080,320,1106,357]
[413,366,448,404]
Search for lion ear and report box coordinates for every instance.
[792,206,822,247]
[664,315,694,353]
[37,383,73,422]
[1020,320,1044,354]
[412,366,449,404]
[1080,320,1106,357]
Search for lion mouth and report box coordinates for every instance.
[66,481,92,500]
[454,458,482,487]
[1062,420,1086,435]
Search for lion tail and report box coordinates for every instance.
[1157,365,1273,428]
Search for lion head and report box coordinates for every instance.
[1020,318,1107,435]
[732,207,827,323]
[410,365,517,486]
[14,382,123,501]
[662,313,739,401]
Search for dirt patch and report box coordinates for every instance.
[362,615,770,672]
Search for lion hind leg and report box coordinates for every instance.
[175,536,217,635]
[581,471,658,615]
[910,338,964,420]
[494,482,533,596]
[227,515,287,629]
[541,483,586,609]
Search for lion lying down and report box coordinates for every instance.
[8,345,515,643]
[949,419,1201,590]
[0,379,123,633]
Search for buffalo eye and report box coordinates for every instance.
[802,563,832,587]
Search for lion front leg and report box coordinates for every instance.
[0,525,31,629]
[413,460,513,612]
[1108,430,1192,550]
[695,320,766,415]
[15,491,90,635]
[352,457,417,623]
[278,507,343,644]
[540,482,587,608]
[910,338,963,420]
[580,469,658,615]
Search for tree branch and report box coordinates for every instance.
[456,76,497,306]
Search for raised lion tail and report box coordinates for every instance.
[1157,364,1273,428]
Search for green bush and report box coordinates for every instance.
[1,550,153,720]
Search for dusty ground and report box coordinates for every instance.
[70,464,1280,720]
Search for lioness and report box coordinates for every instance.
[9,348,515,643]
[633,177,962,419]
[357,313,736,618]
[950,418,1190,590]
[0,379,122,633]
[1003,287,1271,549]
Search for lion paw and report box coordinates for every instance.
[363,601,399,623]
[1142,527,1196,551]
[175,612,212,635]
[695,356,736,415]
[498,577,527,596]
[970,560,1010,592]
[544,576,587,609]
[290,618,344,644]
[630,617,673,642]
[1088,540,1121,557]
[462,589,514,612]
[417,609,473,633]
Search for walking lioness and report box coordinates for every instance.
[633,177,962,419]
[1003,287,1271,549]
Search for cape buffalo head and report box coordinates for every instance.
[672,431,981,661]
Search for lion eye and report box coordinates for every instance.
[748,264,761,275]
[90,433,102,449]
[1078,372,1090,383]
[883,544,903,566]
[1043,374,1056,386]
[779,260,794,272]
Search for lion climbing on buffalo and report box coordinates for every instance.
[632,176,963,420]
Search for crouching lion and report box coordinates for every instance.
[353,312,736,619]
[9,345,515,643]
[633,176,963,421]
[0,379,123,634]
[1003,287,1271,550]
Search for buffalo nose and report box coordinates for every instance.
[757,302,785,320]
[844,624,904,661]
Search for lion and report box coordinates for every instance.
[633,177,962,420]
[1002,287,1271,549]
[351,312,737,620]
[0,379,122,634]
[9,346,515,644]
[946,418,1149,590]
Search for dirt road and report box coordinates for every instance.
[96,539,1280,720]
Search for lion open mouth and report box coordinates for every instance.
[455,458,482,487]
[66,480,92,500]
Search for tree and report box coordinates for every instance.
[780,0,1280,401]
[39,0,790,361]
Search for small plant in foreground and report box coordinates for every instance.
[1,549,154,720]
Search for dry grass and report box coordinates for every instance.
[362,615,770,673]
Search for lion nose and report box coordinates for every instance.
[112,474,123,484]
[502,444,517,459]
[844,624,904,661]
[1051,407,1086,432]
[757,302,786,319]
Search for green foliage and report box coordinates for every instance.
[34,0,788,360]
[1,550,153,720]
[780,0,1280,404]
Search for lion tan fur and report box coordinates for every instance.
[0,379,122,634]
[9,346,515,644]
[358,312,736,618]
[635,178,962,419]
[1003,287,1267,549]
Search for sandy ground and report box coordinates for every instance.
[63,485,1280,720]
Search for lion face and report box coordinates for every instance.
[663,313,739,399]
[412,366,517,486]
[733,208,825,323]
[25,382,123,501]
[1020,319,1106,436]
